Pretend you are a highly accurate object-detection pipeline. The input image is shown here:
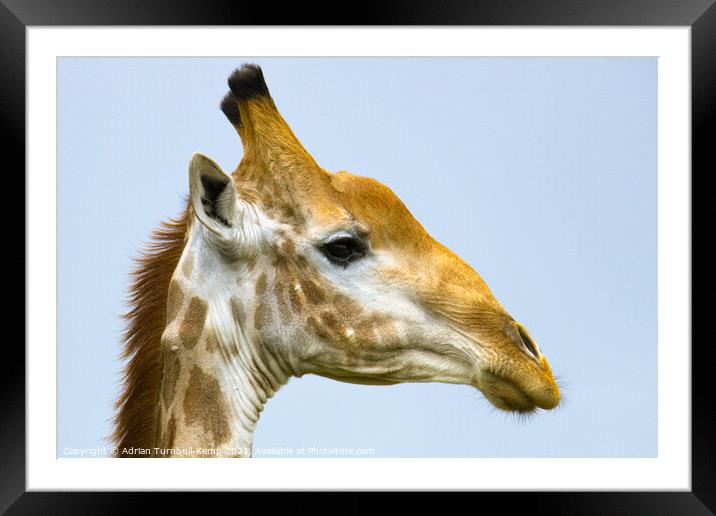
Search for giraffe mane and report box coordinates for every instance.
[112,201,192,453]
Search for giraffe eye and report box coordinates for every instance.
[320,237,367,267]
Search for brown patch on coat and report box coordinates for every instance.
[320,311,344,337]
[288,285,305,314]
[272,255,300,319]
[166,281,184,325]
[183,365,231,447]
[181,251,194,278]
[281,239,295,255]
[307,315,330,341]
[354,322,376,343]
[254,302,270,330]
[276,289,290,323]
[206,332,220,353]
[152,405,164,451]
[255,272,268,295]
[163,416,176,451]
[270,266,292,323]
[300,276,326,304]
[333,294,363,319]
[279,203,297,222]
[161,349,181,407]
[178,297,208,349]
[306,310,364,349]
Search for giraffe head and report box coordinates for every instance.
[187,64,560,414]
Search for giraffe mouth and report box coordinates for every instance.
[478,370,559,413]
[481,382,537,413]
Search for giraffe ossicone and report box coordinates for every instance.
[113,63,561,458]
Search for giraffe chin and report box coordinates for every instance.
[478,370,560,413]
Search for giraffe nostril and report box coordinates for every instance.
[515,323,540,359]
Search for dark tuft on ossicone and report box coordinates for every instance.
[227,64,271,102]
[220,91,242,128]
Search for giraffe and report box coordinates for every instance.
[113,64,561,458]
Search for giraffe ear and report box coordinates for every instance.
[188,152,239,239]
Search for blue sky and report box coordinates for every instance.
[58,57,657,457]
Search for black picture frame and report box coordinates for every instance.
[7,0,710,512]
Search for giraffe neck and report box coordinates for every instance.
[155,228,290,457]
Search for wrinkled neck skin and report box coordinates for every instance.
[156,223,291,458]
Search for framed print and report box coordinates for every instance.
[9,0,711,512]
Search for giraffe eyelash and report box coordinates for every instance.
[319,236,367,268]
